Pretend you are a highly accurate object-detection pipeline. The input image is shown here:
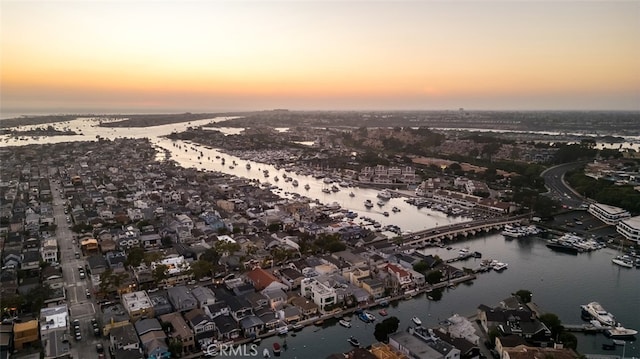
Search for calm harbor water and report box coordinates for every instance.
[2,117,639,358]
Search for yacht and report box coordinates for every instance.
[246,163,251,169]
[383,211,389,217]
[364,199,374,208]
[581,302,616,326]
[292,179,299,187]
[339,319,351,328]
[322,187,331,194]
[392,206,400,212]
[304,184,310,190]
[331,185,340,192]
[606,325,638,338]
[612,256,634,268]
[274,176,279,182]
[412,317,422,326]
[349,191,355,197]
[377,200,386,206]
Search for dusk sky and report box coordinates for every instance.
[1,1,639,114]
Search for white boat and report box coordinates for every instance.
[364,199,374,208]
[392,206,400,212]
[612,256,634,268]
[246,163,251,169]
[347,336,360,347]
[606,325,638,338]
[339,319,351,328]
[349,192,355,197]
[492,262,508,271]
[581,302,616,326]
[277,325,288,335]
[364,312,376,322]
[412,317,422,326]
[292,179,298,187]
[304,184,310,190]
[263,348,270,358]
[377,200,386,206]
[322,187,331,193]
[377,189,392,200]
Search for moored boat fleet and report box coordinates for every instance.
[501,224,543,239]
[545,233,608,255]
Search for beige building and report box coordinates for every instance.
[121,291,154,321]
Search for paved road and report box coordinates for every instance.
[50,178,103,359]
[540,162,588,210]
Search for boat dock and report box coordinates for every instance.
[563,323,609,333]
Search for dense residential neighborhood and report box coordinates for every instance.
[1,116,638,359]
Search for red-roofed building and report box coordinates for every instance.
[386,263,413,289]
[246,268,287,292]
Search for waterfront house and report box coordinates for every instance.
[500,344,578,359]
[239,316,264,338]
[385,263,413,290]
[300,278,338,314]
[289,296,319,318]
[212,315,240,341]
[254,307,279,330]
[184,308,216,350]
[282,306,302,323]
[477,301,551,347]
[159,312,195,355]
[361,278,385,299]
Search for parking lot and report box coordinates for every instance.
[543,209,623,243]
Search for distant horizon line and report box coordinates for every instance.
[2,108,639,120]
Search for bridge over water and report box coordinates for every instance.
[397,214,533,247]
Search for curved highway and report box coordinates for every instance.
[540,162,588,209]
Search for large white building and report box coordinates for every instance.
[617,215,640,245]
[588,203,631,225]
[300,278,337,313]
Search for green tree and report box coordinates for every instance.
[200,248,220,264]
[190,260,214,280]
[143,251,164,266]
[168,339,183,358]
[374,316,400,342]
[425,270,443,284]
[515,290,532,304]
[152,264,169,285]
[412,261,430,273]
[125,247,145,267]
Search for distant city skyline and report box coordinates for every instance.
[1,1,639,114]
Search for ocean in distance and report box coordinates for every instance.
[1,116,639,358]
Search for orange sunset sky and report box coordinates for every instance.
[1,1,639,115]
